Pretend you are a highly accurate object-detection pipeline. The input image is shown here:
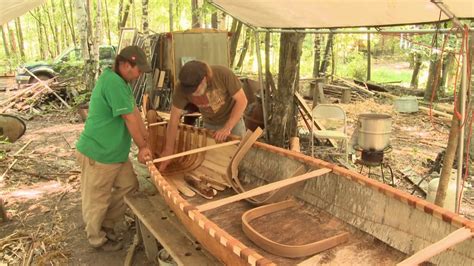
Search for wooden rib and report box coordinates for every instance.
[196,168,332,212]
[242,200,349,258]
[397,227,473,266]
[228,128,263,189]
[153,140,240,163]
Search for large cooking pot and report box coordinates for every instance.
[357,113,392,151]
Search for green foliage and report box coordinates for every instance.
[336,52,367,80]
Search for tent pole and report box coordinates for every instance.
[254,30,269,140]
[431,0,469,213]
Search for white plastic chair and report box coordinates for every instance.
[311,104,349,162]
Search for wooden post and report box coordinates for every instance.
[289,137,300,152]
[341,87,351,103]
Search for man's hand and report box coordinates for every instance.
[158,148,173,172]
[213,127,231,143]
[138,146,152,164]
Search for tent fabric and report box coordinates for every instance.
[209,0,474,29]
[1,0,46,25]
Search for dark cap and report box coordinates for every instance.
[178,60,207,94]
[118,45,152,73]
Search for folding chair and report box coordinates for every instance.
[311,104,349,162]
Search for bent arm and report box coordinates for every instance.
[223,89,248,131]
[122,108,148,149]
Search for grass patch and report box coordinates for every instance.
[371,66,412,84]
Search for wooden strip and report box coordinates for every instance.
[197,168,332,212]
[147,121,168,127]
[397,227,473,266]
[153,140,240,164]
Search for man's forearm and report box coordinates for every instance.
[123,114,147,149]
[224,91,247,130]
[134,107,148,141]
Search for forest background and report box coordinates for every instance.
[0,0,466,94]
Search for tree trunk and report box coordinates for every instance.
[435,91,461,207]
[367,32,371,81]
[7,23,17,54]
[236,28,251,71]
[14,18,25,60]
[118,0,124,30]
[468,31,474,177]
[169,0,174,31]
[211,12,218,29]
[312,34,321,78]
[265,32,276,96]
[410,52,422,88]
[103,0,111,45]
[229,20,242,67]
[440,52,455,96]
[1,25,10,57]
[119,0,133,30]
[76,0,98,91]
[319,32,334,76]
[44,2,60,56]
[424,53,441,101]
[62,0,76,44]
[191,0,201,28]
[268,32,305,147]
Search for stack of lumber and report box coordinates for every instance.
[0,79,68,113]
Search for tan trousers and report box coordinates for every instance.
[76,151,138,247]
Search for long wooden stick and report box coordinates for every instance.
[152,140,240,163]
[197,168,332,212]
[397,227,473,266]
[146,121,168,127]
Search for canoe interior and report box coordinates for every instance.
[149,123,474,265]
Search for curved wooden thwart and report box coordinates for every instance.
[242,200,349,258]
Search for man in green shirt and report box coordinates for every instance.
[76,46,152,251]
[159,60,248,171]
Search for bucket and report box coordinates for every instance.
[357,113,392,151]
[394,96,419,113]
[426,174,461,212]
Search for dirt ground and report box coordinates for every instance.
[0,76,473,265]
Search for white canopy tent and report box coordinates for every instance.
[208,0,473,213]
[1,0,46,26]
[209,0,474,29]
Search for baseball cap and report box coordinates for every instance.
[118,45,152,73]
[178,60,207,94]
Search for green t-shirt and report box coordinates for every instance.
[172,65,242,125]
[76,68,135,163]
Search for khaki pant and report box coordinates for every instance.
[76,151,138,247]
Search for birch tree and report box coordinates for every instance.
[14,18,25,60]
[1,25,10,57]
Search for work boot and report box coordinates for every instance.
[95,240,123,252]
[102,227,119,242]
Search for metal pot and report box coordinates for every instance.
[357,113,392,151]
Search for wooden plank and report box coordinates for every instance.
[197,168,332,212]
[138,220,159,261]
[124,194,220,266]
[152,140,240,163]
[397,227,473,266]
